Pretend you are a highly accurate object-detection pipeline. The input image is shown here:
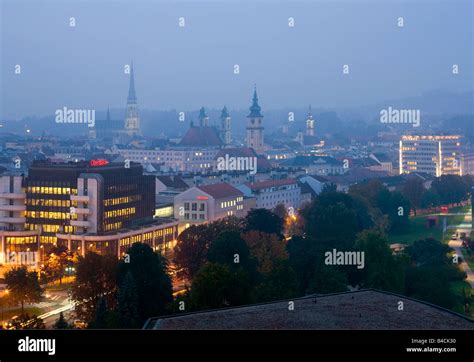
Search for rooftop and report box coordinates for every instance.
[179,126,223,147]
[144,289,474,330]
[156,175,189,190]
[198,182,243,199]
[244,178,297,190]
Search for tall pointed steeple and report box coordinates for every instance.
[248,85,263,118]
[124,61,140,136]
[127,62,137,103]
[106,107,111,121]
[246,85,264,153]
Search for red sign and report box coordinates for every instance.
[197,196,208,200]
[90,159,109,167]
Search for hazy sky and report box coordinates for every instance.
[1,0,473,119]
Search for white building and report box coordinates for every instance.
[174,183,246,225]
[237,178,301,210]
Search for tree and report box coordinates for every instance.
[402,177,425,215]
[42,253,63,283]
[420,189,441,209]
[306,261,348,294]
[117,243,173,325]
[349,179,386,206]
[376,190,410,232]
[273,204,287,220]
[242,231,288,275]
[51,245,72,284]
[254,261,299,302]
[354,230,405,293]
[405,265,458,309]
[431,175,470,205]
[405,238,450,267]
[174,217,241,281]
[54,312,69,329]
[88,297,108,329]
[5,266,42,312]
[189,263,253,310]
[117,271,140,328]
[173,224,211,280]
[243,209,284,237]
[71,252,118,322]
[301,191,372,249]
[207,230,258,281]
[287,235,319,294]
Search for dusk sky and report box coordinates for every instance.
[1,0,473,119]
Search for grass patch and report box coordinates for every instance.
[388,216,443,245]
[450,280,473,318]
[388,205,471,246]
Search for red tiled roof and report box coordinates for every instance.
[198,183,243,199]
[244,178,297,190]
[179,126,223,147]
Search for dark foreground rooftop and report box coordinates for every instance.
[144,289,473,330]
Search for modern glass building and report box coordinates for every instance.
[0,160,178,266]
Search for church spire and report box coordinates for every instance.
[106,107,111,121]
[127,62,137,103]
[198,106,209,127]
[248,85,263,118]
[220,105,229,119]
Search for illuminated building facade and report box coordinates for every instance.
[174,183,245,225]
[0,160,178,265]
[399,135,463,177]
[237,178,301,210]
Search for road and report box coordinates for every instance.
[447,208,474,288]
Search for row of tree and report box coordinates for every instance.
[402,175,474,214]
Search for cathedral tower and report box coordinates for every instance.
[220,105,231,146]
[246,86,264,153]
